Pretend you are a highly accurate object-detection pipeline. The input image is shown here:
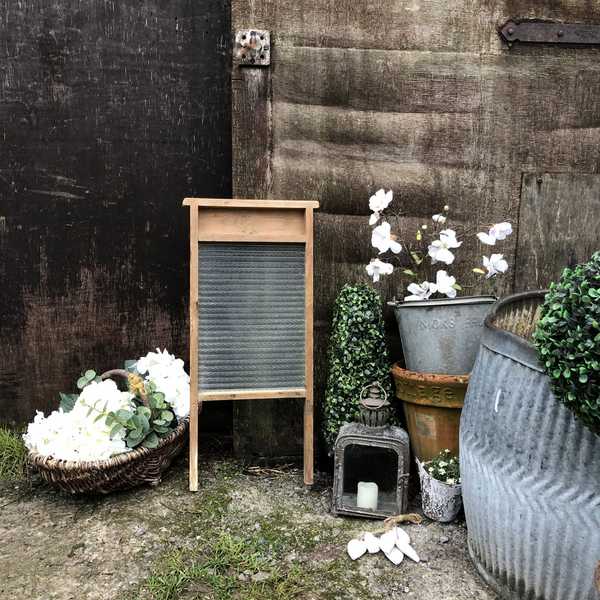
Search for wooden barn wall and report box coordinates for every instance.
[231,1,600,458]
[0,1,231,425]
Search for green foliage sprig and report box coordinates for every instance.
[533,252,600,434]
[106,380,176,450]
[59,364,178,450]
[322,284,394,451]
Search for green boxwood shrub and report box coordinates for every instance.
[533,252,600,434]
[322,284,394,451]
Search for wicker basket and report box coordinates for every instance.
[28,369,189,494]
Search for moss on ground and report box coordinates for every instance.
[127,462,371,600]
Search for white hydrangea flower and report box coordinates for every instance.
[368,189,393,225]
[404,281,437,302]
[435,270,457,299]
[136,348,190,418]
[483,254,509,278]
[365,258,394,283]
[371,222,402,255]
[428,229,462,265]
[23,380,134,461]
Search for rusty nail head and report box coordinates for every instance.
[537,177,543,184]
[508,27,515,35]
[557,30,564,37]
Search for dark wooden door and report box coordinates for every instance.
[0,1,231,424]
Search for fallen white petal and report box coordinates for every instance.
[379,530,397,554]
[364,532,380,554]
[396,527,411,546]
[384,547,404,565]
[347,539,367,560]
[396,539,420,563]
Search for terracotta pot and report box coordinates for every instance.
[391,364,469,462]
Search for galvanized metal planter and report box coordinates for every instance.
[461,291,600,600]
[417,459,462,523]
[391,296,495,375]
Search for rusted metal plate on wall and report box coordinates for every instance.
[0,1,231,424]
[515,173,600,291]
[500,20,600,46]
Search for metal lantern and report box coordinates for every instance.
[332,382,410,519]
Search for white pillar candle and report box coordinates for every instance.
[356,481,378,510]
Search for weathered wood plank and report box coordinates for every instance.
[275,47,483,114]
[233,0,600,53]
[232,68,272,198]
[515,172,600,291]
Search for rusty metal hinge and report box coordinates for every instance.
[235,30,270,66]
[500,20,600,47]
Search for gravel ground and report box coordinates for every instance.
[0,455,497,600]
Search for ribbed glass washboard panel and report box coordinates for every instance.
[198,243,305,391]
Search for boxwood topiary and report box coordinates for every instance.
[533,251,600,434]
[323,284,394,452]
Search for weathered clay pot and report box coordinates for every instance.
[391,364,468,461]
[417,458,462,522]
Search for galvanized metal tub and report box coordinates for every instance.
[460,291,600,600]
[391,296,496,375]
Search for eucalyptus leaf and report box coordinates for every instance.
[59,392,78,413]
[141,432,159,449]
[124,359,137,373]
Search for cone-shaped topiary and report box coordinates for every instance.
[323,284,394,451]
[534,251,600,434]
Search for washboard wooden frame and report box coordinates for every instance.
[183,198,319,491]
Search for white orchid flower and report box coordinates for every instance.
[366,258,394,283]
[371,222,402,254]
[483,253,509,278]
[490,222,512,240]
[477,222,513,245]
[404,281,437,302]
[368,189,393,225]
[435,270,457,299]
[432,213,447,224]
[428,228,462,265]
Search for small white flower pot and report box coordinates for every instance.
[417,458,462,522]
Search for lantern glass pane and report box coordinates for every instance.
[342,444,399,513]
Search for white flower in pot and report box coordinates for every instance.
[363,189,513,375]
[417,449,462,523]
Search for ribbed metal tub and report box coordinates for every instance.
[460,291,600,600]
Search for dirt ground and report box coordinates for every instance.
[1,454,497,600]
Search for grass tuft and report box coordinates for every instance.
[128,466,368,600]
[0,426,27,482]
